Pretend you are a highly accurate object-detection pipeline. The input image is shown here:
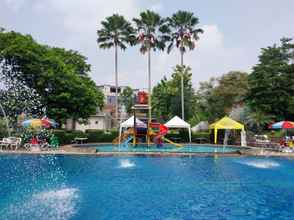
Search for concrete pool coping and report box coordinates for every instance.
[1,143,294,157]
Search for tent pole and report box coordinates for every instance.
[133,109,136,146]
[118,126,122,148]
[189,126,191,142]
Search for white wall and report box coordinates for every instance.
[75,116,111,132]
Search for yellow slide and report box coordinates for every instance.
[162,137,183,147]
[112,128,134,144]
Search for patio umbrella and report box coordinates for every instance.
[269,121,294,129]
[41,117,57,128]
[22,119,42,128]
[22,117,57,128]
[269,121,294,138]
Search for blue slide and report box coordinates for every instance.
[122,136,133,147]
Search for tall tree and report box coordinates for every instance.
[196,71,249,121]
[167,10,203,120]
[0,31,104,125]
[246,38,294,121]
[133,10,169,123]
[97,14,135,126]
[152,65,196,121]
[120,86,134,114]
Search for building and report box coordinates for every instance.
[64,107,112,132]
[65,84,133,131]
[97,84,131,122]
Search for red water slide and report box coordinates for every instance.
[154,124,168,146]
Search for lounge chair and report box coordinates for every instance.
[0,138,10,150]
[254,135,271,147]
[0,137,21,150]
[9,137,21,150]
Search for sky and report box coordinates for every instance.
[1,0,294,90]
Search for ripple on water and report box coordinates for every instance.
[3,188,79,220]
[118,159,135,168]
[237,159,280,169]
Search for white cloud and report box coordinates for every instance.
[1,1,255,90]
[45,0,140,32]
[3,0,25,12]
[150,3,163,12]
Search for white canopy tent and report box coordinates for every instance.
[164,116,191,142]
[191,121,209,132]
[118,116,146,145]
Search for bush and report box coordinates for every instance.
[85,129,105,142]
[0,118,8,139]
[85,129,118,142]
[53,129,87,145]
[191,132,210,143]
[165,130,210,143]
[52,129,211,145]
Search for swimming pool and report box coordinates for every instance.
[95,144,243,153]
[1,154,294,219]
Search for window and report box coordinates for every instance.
[110,87,121,93]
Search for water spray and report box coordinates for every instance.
[0,102,10,137]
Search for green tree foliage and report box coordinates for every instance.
[0,30,104,124]
[196,71,249,121]
[97,14,135,50]
[119,86,134,114]
[246,38,294,121]
[51,47,91,75]
[167,10,203,63]
[133,10,169,53]
[152,65,196,121]
[243,108,274,133]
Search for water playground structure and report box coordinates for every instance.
[113,91,190,148]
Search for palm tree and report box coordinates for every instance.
[133,10,169,123]
[167,10,203,120]
[97,14,135,126]
[245,109,274,133]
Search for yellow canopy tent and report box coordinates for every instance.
[209,116,245,144]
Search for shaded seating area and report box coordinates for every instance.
[209,116,246,146]
[164,116,191,143]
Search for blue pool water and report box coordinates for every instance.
[1,154,294,219]
[95,144,242,153]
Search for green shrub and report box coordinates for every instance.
[0,118,8,139]
[85,129,118,142]
[52,130,67,145]
[191,132,210,143]
[53,129,87,145]
[52,129,211,145]
[85,129,105,142]
[165,130,210,143]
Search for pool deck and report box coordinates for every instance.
[1,143,294,157]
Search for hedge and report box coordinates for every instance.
[53,130,87,145]
[52,129,211,145]
[85,129,118,143]
[166,131,210,143]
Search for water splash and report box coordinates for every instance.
[3,188,79,220]
[118,159,135,168]
[237,159,280,169]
